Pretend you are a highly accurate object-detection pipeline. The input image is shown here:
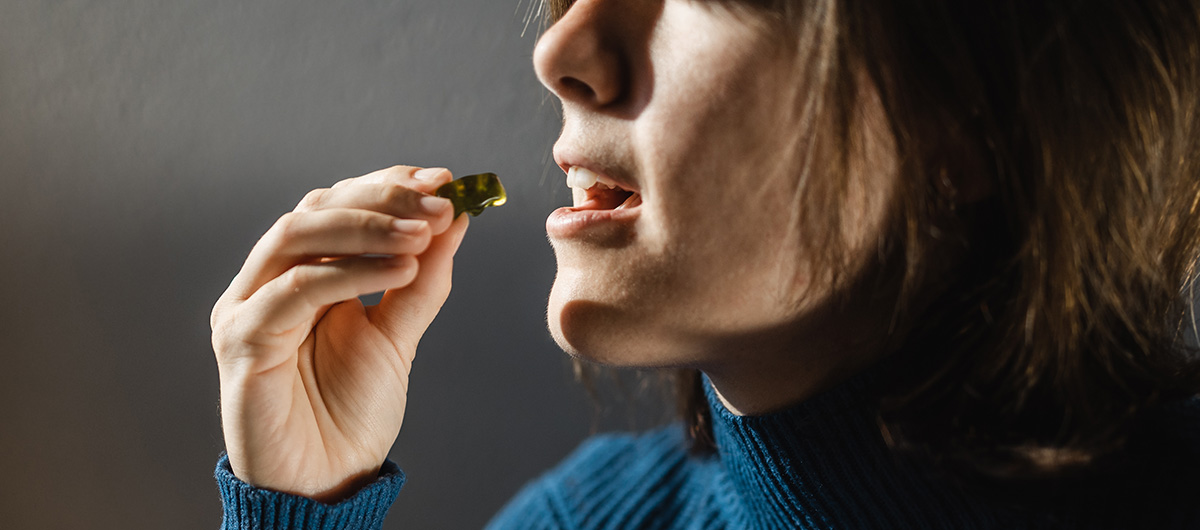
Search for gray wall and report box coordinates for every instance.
[7,3,1197,530]
[0,1,624,528]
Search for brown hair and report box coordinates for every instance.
[541,0,1200,492]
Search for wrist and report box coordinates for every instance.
[306,467,383,504]
[215,454,406,528]
[226,454,383,504]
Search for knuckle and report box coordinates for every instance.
[273,212,305,242]
[210,316,241,360]
[383,184,419,210]
[385,165,418,178]
[281,266,312,294]
[210,300,226,330]
[374,216,407,240]
[359,213,386,234]
[296,188,328,211]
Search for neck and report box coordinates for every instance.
[701,256,941,416]
[699,277,902,415]
[703,333,887,416]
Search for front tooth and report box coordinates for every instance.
[567,166,579,189]
[573,167,598,189]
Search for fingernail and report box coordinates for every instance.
[414,167,447,181]
[392,219,426,233]
[420,195,451,215]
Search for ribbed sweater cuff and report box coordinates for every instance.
[215,453,405,530]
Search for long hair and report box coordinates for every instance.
[542,0,1200,492]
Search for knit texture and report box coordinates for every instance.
[216,374,1200,529]
[215,454,404,530]
[485,374,1200,529]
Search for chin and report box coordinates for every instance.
[546,273,714,369]
[546,274,612,362]
[545,282,576,355]
[548,274,657,367]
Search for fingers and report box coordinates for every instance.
[295,182,454,235]
[370,214,470,343]
[234,254,420,342]
[211,164,469,363]
[331,165,453,195]
[230,209,433,299]
[226,166,456,301]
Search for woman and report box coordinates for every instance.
[210,0,1200,528]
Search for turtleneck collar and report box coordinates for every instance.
[704,371,1008,529]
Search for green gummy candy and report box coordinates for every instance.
[436,172,507,217]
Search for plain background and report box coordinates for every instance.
[0,1,670,528]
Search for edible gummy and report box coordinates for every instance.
[436,173,507,218]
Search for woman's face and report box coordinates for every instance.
[537,0,894,368]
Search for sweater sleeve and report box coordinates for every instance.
[214,453,405,530]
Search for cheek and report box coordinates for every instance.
[646,180,811,323]
[655,145,808,284]
[631,110,814,334]
[642,85,804,258]
[546,169,816,364]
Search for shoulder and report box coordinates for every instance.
[555,424,695,484]
[487,424,719,530]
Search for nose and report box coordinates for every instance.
[533,0,628,108]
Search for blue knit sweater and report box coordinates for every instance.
[216,374,1200,529]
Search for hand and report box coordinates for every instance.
[211,165,468,502]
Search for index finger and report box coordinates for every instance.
[331,165,453,194]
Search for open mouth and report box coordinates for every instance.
[547,165,643,239]
[567,166,642,210]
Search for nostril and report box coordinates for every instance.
[559,77,598,103]
[531,2,630,109]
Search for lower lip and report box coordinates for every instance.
[546,205,641,240]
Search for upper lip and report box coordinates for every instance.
[554,148,640,194]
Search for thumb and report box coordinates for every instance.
[368,214,470,344]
